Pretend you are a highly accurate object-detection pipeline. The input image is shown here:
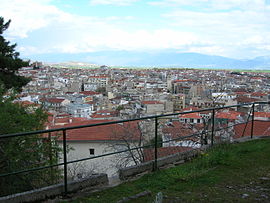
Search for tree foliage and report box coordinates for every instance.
[0,97,61,196]
[96,86,107,95]
[0,17,30,92]
[0,17,61,196]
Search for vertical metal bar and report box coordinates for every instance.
[63,130,68,194]
[241,106,252,137]
[154,117,158,171]
[211,109,215,146]
[251,103,255,139]
[48,132,53,183]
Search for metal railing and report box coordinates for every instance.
[0,101,269,196]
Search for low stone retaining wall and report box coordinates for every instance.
[119,148,201,180]
[0,173,108,203]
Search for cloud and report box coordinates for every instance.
[0,0,201,55]
[0,0,69,38]
[89,0,138,6]
[161,6,270,58]
[187,46,226,56]
[149,0,268,10]
[82,29,199,51]
[24,28,199,54]
[0,0,269,59]
[149,0,208,7]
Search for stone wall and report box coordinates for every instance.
[0,173,108,203]
[119,148,201,180]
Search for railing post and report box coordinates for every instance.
[48,132,54,184]
[63,130,68,194]
[211,109,215,146]
[154,117,158,171]
[251,103,255,139]
[241,104,253,137]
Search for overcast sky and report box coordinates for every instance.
[1,0,270,60]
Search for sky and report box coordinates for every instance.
[1,0,270,62]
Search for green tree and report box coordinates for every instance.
[116,105,124,112]
[0,97,61,196]
[96,86,107,95]
[0,17,30,92]
[0,17,61,196]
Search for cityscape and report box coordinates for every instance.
[19,63,270,120]
[1,0,270,202]
[16,63,270,177]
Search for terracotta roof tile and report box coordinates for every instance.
[143,147,192,162]
[236,96,260,103]
[233,120,270,138]
[216,111,241,120]
[41,98,65,103]
[51,120,141,141]
[251,92,267,97]
[142,101,163,105]
[162,121,195,139]
[179,112,202,119]
[254,112,270,118]
[79,91,101,96]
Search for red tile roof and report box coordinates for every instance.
[162,121,195,139]
[91,110,118,118]
[14,100,40,107]
[179,112,202,119]
[41,98,65,103]
[216,111,241,120]
[51,120,141,141]
[54,118,70,124]
[236,96,260,103]
[143,146,192,162]
[46,116,88,127]
[233,121,270,138]
[142,101,163,105]
[182,107,200,112]
[251,92,267,97]
[173,79,196,83]
[254,112,270,118]
[79,91,101,96]
[91,114,116,118]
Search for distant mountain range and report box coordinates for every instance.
[28,50,270,70]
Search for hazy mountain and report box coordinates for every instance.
[28,50,270,69]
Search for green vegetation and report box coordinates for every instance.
[229,69,270,73]
[74,139,270,202]
[116,105,124,111]
[0,17,61,197]
[0,95,62,196]
[96,87,107,95]
[0,17,30,92]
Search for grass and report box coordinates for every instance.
[71,139,270,202]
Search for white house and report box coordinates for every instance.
[141,101,165,115]
[53,120,142,179]
[179,112,203,124]
[67,103,94,118]
[40,97,70,112]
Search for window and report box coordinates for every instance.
[89,148,95,155]
[190,119,194,123]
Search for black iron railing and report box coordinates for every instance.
[0,101,269,196]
